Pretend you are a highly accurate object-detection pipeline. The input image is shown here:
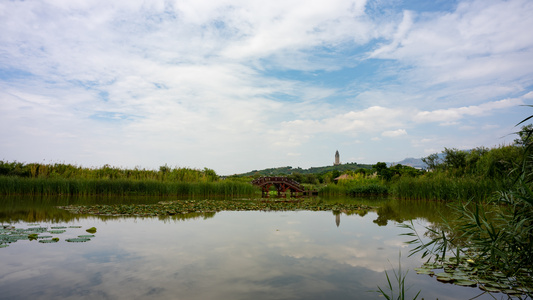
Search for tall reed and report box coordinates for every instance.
[392,173,508,202]
[0,177,258,197]
[0,161,219,182]
[318,175,389,196]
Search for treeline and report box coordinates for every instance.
[235,162,372,178]
[230,166,375,186]
[321,124,531,201]
[0,162,257,197]
[394,144,524,201]
[400,114,533,289]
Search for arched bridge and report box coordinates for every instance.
[251,176,317,198]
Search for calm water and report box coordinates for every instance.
[0,196,500,300]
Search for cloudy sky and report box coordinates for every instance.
[1,0,532,175]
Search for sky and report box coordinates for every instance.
[1,0,532,175]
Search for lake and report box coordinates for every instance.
[0,196,501,299]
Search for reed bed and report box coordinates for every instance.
[0,177,258,197]
[346,184,389,196]
[0,161,219,182]
[319,176,389,196]
[392,174,508,202]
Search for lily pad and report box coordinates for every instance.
[436,274,454,282]
[453,270,468,276]
[515,286,533,293]
[485,281,507,288]
[66,238,91,243]
[422,263,441,269]
[503,289,523,295]
[476,279,491,284]
[78,235,95,238]
[0,244,8,248]
[454,280,477,287]
[69,226,82,228]
[39,239,59,243]
[48,230,66,234]
[85,227,97,234]
[416,269,434,275]
[479,285,501,293]
[50,226,67,229]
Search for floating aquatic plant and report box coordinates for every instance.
[85,227,97,234]
[1,224,94,248]
[39,239,59,243]
[66,238,90,243]
[58,199,373,217]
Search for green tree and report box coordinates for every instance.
[422,153,441,171]
[514,124,533,147]
[373,162,393,181]
[442,148,467,174]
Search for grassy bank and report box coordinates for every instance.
[317,172,509,202]
[316,143,524,202]
[319,175,389,196]
[391,174,509,202]
[0,177,258,197]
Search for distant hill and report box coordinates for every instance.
[389,157,427,169]
[233,156,434,177]
[234,162,373,177]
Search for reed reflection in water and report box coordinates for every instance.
[0,198,497,300]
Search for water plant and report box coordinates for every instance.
[58,199,373,217]
[0,224,95,247]
[376,253,420,300]
[0,177,259,197]
[86,227,97,234]
[66,238,90,243]
[401,111,533,296]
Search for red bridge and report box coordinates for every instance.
[251,176,317,198]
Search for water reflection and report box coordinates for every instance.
[0,195,451,224]
[0,195,499,300]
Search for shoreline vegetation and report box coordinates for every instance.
[0,137,525,200]
[0,163,257,197]
[1,117,531,297]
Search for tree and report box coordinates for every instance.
[442,148,467,173]
[514,124,533,147]
[372,162,393,181]
[422,153,441,171]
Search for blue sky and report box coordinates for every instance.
[1,0,532,175]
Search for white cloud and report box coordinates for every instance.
[381,129,407,137]
[414,97,525,123]
[0,0,531,173]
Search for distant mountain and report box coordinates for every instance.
[388,157,427,169]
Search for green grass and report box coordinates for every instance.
[318,176,389,196]
[391,173,508,202]
[0,177,258,197]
